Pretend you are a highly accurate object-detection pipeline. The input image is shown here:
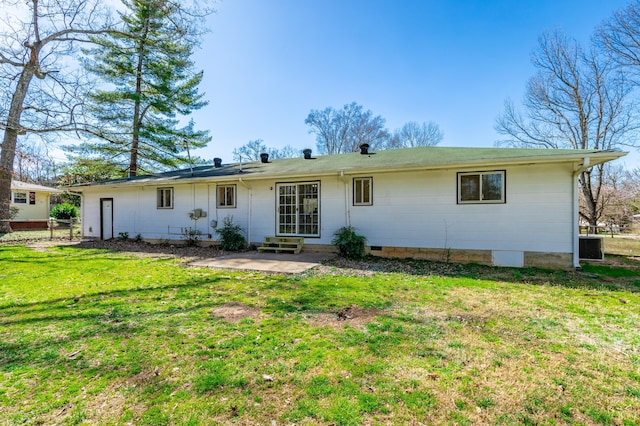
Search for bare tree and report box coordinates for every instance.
[275,145,301,159]
[305,102,388,154]
[596,165,640,233]
[233,139,272,162]
[598,0,640,83]
[0,0,113,232]
[14,139,57,184]
[495,30,637,231]
[233,140,300,162]
[386,121,443,149]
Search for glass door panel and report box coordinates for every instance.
[298,183,318,236]
[276,182,319,237]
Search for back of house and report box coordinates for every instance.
[73,146,625,269]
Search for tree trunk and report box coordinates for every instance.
[0,64,36,233]
[580,170,600,234]
[129,15,151,178]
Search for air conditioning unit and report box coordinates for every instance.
[189,209,207,219]
[579,236,603,260]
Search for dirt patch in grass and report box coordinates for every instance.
[306,304,387,329]
[81,384,141,424]
[211,302,262,322]
[25,240,80,252]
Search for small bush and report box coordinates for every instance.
[50,203,79,220]
[182,228,202,246]
[117,232,129,241]
[216,216,246,251]
[332,226,367,259]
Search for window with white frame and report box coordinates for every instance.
[13,192,27,204]
[157,187,173,209]
[216,185,236,208]
[353,177,373,206]
[29,192,36,205]
[457,171,505,204]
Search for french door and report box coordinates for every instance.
[276,182,319,237]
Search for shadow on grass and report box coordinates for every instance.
[0,276,243,370]
[0,275,228,321]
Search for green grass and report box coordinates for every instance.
[1,242,640,424]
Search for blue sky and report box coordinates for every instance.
[190,0,638,168]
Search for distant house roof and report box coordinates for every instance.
[11,180,63,193]
[75,146,627,189]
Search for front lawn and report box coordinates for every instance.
[1,243,639,425]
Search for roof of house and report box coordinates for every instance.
[11,180,63,193]
[74,146,626,189]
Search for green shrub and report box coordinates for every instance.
[215,216,246,251]
[50,203,79,220]
[332,226,367,259]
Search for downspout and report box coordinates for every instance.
[207,183,212,240]
[192,183,196,234]
[339,171,350,227]
[573,157,590,269]
[239,177,252,246]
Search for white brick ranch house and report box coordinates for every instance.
[74,146,625,269]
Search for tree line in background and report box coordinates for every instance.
[232,101,444,162]
[305,102,443,155]
[3,0,640,233]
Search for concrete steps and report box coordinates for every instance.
[257,236,304,254]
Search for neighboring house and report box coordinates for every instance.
[74,146,625,269]
[10,180,63,230]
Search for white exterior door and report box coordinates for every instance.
[276,182,319,237]
[101,198,114,240]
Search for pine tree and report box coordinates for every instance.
[75,0,210,176]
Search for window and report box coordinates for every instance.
[13,192,27,204]
[458,171,505,204]
[157,187,173,209]
[217,185,236,208]
[353,177,373,206]
[29,192,36,205]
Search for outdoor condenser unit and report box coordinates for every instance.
[579,236,604,261]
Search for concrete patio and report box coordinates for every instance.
[189,251,335,274]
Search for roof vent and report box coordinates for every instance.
[303,148,312,159]
[359,143,370,155]
[213,158,222,168]
[260,152,269,163]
